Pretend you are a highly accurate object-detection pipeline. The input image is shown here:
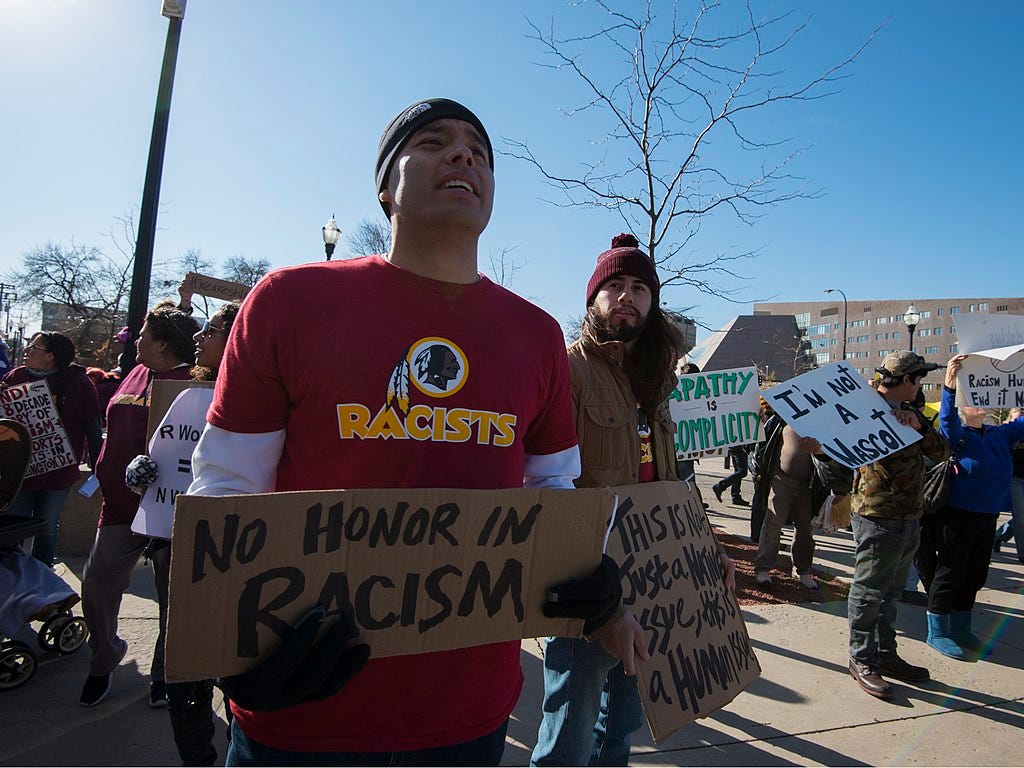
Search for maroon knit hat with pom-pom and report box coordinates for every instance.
[585,233,660,306]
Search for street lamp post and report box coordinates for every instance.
[122,1,187,371]
[824,288,848,362]
[904,303,921,352]
[322,215,341,261]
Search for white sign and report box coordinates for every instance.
[953,313,1024,360]
[132,387,214,539]
[0,381,77,478]
[668,367,762,460]
[764,362,922,469]
[955,350,1024,409]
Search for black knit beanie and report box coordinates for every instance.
[375,98,494,215]
[585,234,660,306]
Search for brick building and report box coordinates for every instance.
[754,297,1024,398]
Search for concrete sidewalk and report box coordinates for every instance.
[2,467,1021,766]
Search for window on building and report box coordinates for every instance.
[897,314,904,323]
[912,347,918,354]
[979,303,988,311]
[922,383,934,392]
[879,349,890,357]
[857,335,869,342]
[950,343,959,353]
[937,308,944,317]
[834,322,840,330]
[934,327,942,336]
[875,333,883,341]
[997,304,1008,312]
[925,346,939,355]
[876,317,887,325]
[815,352,831,365]
[830,338,837,346]
[950,325,956,334]
[811,338,828,349]
[919,328,931,337]
[892,331,901,339]
[951,306,960,314]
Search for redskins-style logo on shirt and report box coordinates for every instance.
[336,335,516,447]
[408,337,469,397]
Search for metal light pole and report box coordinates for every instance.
[122,1,187,371]
[904,303,921,352]
[824,288,848,362]
[322,215,341,261]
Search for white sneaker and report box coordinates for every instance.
[755,571,772,585]
[797,572,818,589]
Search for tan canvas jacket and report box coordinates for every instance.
[567,338,678,488]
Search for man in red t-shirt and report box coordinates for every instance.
[533,235,736,766]
[188,99,640,766]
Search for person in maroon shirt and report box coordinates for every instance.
[4,332,102,567]
[78,304,199,709]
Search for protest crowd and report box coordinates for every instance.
[1,97,1022,767]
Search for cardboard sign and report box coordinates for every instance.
[606,481,759,743]
[165,486,612,682]
[668,366,762,459]
[133,387,215,539]
[765,362,922,469]
[146,379,215,444]
[182,272,251,303]
[0,381,77,478]
[954,350,1024,409]
[953,313,1024,360]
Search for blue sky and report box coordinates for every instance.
[1,1,1021,341]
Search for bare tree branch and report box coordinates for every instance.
[506,1,882,316]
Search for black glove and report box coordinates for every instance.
[542,554,622,635]
[218,604,370,712]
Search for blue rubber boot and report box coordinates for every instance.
[951,609,993,656]
[927,611,967,660]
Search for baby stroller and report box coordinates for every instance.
[0,419,88,691]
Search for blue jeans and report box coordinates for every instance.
[848,513,919,665]
[532,637,644,766]
[226,718,508,766]
[8,487,72,567]
[995,477,1024,560]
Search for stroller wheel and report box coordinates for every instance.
[38,614,68,653]
[0,640,37,690]
[57,618,88,654]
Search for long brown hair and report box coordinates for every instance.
[582,304,684,417]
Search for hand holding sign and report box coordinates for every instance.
[218,604,369,712]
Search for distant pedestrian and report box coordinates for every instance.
[713,443,751,506]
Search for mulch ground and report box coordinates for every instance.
[714,527,850,606]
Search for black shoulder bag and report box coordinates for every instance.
[921,437,965,516]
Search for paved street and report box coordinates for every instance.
[2,465,1021,766]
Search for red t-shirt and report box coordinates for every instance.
[637,404,655,483]
[208,255,577,752]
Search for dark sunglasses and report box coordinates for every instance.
[199,320,226,337]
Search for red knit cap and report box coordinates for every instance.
[585,234,660,306]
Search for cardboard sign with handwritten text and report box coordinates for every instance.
[0,381,77,478]
[165,486,612,682]
[606,481,760,743]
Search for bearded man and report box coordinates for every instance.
[531,234,735,766]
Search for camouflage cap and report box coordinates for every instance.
[876,350,939,378]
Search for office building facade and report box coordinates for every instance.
[754,297,1024,396]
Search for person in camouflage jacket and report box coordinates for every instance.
[844,351,950,702]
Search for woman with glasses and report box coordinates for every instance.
[124,301,239,766]
[2,332,102,567]
[79,302,199,709]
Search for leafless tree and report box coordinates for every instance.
[223,255,270,287]
[6,241,131,367]
[486,244,526,288]
[346,218,392,257]
[506,1,882,302]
